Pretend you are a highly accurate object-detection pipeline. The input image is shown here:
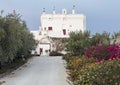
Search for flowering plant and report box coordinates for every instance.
[84,44,120,62]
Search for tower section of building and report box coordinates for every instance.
[40,9,86,38]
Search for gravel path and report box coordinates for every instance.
[0,56,69,85]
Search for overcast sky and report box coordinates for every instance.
[0,0,120,34]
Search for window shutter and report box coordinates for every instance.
[63,29,66,35]
[48,27,52,30]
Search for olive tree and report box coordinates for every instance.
[0,10,35,65]
[66,31,91,55]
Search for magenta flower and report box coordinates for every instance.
[97,58,102,62]
[84,44,120,62]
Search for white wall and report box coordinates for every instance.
[35,44,50,56]
[41,14,86,38]
[30,30,45,41]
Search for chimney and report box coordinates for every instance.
[72,5,75,14]
[53,7,56,14]
[42,8,46,14]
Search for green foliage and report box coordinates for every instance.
[91,32,110,46]
[0,10,35,65]
[112,31,120,39]
[66,31,111,57]
[66,31,91,55]
[0,58,26,74]
[49,51,63,56]
[76,59,120,85]
[63,54,120,85]
[63,53,73,62]
[66,56,96,82]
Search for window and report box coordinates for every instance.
[40,48,43,55]
[44,27,46,30]
[63,29,66,35]
[48,27,52,30]
[39,32,42,35]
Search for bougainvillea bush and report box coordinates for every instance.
[84,44,120,62]
[63,31,120,85]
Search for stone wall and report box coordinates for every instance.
[50,38,68,51]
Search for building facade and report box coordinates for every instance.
[41,8,86,38]
[31,8,86,56]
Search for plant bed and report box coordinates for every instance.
[0,58,26,78]
[63,54,120,85]
[49,51,63,56]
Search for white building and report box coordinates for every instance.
[31,7,86,56]
[31,30,55,56]
[41,8,86,38]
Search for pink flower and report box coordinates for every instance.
[97,58,102,62]
[84,44,120,62]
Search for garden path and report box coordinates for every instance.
[0,56,69,85]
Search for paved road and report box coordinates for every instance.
[0,56,69,85]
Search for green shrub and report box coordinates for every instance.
[64,54,120,85]
[66,31,91,56]
[73,59,120,85]
[0,58,26,74]
[66,56,96,82]
[49,51,63,56]
[62,53,73,62]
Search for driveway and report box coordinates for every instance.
[0,56,69,85]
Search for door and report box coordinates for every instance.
[63,29,66,35]
[40,48,43,55]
